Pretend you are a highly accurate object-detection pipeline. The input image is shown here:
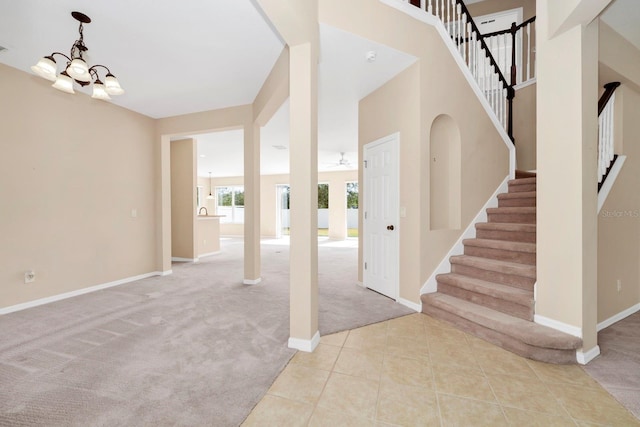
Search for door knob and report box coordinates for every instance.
[387,225,395,231]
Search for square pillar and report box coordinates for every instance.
[288,42,320,351]
[244,122,262,284]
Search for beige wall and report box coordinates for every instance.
[0,63,157,309]
[170,139,197,259]
[513,83,537,170]
[336,0,510,304]
[597,85,640,322]
[467,0,536,21]
[205,170,358,238]
[599,22,640,92]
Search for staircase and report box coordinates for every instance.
[422,173,583,364]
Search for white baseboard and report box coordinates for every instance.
[288,331,320,352]
[597,303,640,331]
[243,278,262,285]
[421,176,509,295]
[161,270,173,276]
[0,271,164,315]
[534,314,582,338]
[171,257,198,263]
[398,297,421,312]
[198,251,221,258]
[598,155,627,213]
[577,345,601,365]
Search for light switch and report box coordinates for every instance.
[131,208,137,218]
[400,207,406,217]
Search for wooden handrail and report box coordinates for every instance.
[598,82,620,116]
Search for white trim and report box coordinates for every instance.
[534,314,582,338]
[380,0,515,177]
[398,297,421,312]
[243,278,262,285]
[514,78,536,91]
[0,271,164,315]
[597,155,626,213]
[171,257,198,263]
[161,270,173,276]
[288,331,320,352]
[576,345,601,365]
[597,303,640,331]
[357,281,365,288]
[421,176,509,294]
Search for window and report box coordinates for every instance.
[216,186,244,223]
[196,186,204,210]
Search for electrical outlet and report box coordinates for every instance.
[617,279,622,292]
[24,270,35,284]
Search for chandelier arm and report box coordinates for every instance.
[50,52,72,63]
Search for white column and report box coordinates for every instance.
[243,123,261,284]
[288,42,320,352]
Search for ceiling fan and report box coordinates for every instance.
[325,152,354,169]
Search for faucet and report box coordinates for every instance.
[198,207,208,215]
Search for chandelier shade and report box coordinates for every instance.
[91,80,111,100]
[30,56,57,81]
[52,71,75,94]
[67,58,91,82]
[31,11,124,101]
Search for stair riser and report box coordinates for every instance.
[475,229,536,243]
[508,183,536,193]
[488,212,536,224]
[421,304,577,364]
[498,198,536,208]
[464,245,536,265]
[451,264,535,290]
[438,282,533,321]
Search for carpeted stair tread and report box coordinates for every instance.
[508,177,537,193]
[462,238,536,253]
[498,191,536,200]
[422,293,582,351]
[515,170,537,178]
[450,255,536,279]
[437,273,533,306]
[476,222,536,232]
[509,177,536,186]
[486,207,536,215]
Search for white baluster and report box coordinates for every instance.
[447,0,451,35]
[427,0,432,15]
[469,28,478,75]
[461,14,467,58]
[526,23,531,81]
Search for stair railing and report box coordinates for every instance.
[598,82,621,191]
[481,16,537,87]
[408,0,514,142]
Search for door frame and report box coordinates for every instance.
[363,132,400,301]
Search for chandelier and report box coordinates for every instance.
[30,11,124,100]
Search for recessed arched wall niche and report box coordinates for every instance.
[430,114,461,230]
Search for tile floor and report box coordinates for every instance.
[242,313,640,427]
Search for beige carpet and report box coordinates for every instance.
[0,238,412,426]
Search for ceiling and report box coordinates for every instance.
[1,0,637,177]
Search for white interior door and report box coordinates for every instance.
[363,133,399,300]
